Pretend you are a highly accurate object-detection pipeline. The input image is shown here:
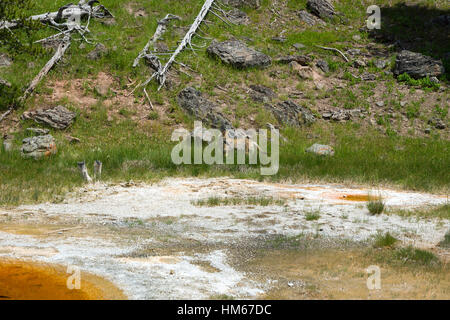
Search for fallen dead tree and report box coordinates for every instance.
[0,0,112,30]
[0,0,112,123]
[139,0,235,91]
[20,35,71,103]
[133,14,181,68]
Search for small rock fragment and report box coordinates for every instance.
[26,128,50,136]
[316,59,329,73]
[277,55,312,66]
[306,143,335,156]
[86,43,108,60]
[354,59,366,68]
[375,59,387,69]
[0,54,12,67]
[293,43,306,50]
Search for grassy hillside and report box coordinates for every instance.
[0,0,449,205]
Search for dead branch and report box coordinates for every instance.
[6,1,113,106]
[20,35,72,103]
[142,0,217,90]
[0,108,13,123]
[143,88,154,110]
[315,45,349,62]
[0,0,113,30]
[133,14,180,68]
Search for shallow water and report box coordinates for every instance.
[0,259,125,300]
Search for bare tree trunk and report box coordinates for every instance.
[0,1,112,30]
[143,0,216,90]
[19,36,71,103]
[133,14,180,68]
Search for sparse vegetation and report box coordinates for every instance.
[367,197,385,215]
[397,73,440,91]
[305,211,321,221]
[374,232,398,248]
[393,246,440,267]
[0,0,448,207]
[373,245,441,269]
[389,204,450,220]
[192,196,286,207]
[439,230,450,248]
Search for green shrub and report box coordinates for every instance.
[374,232,398,248]
[397,73,440,91]
[305,211,321,221]
[367,198,385,215]
[439,230,450,248]
[393,246,440,266]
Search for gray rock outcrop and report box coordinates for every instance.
[394,50,445,79]
[307,0,335,19]
[22,105,77,130]
[178,87,233,131]
[21,135,57,159]
[268,101,316,127]
[207,40,271,69]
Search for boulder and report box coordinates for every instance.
[394,50,445,79]
[298,10,325,26]
[178,87,233,130]
[0,54,12,67]
[268,101,316,127]
[316,59,329,73]
[306,0,335,19]
[306,143,334,156]
[21,135,57,159]
[22,105,77,130]
[249,85,276,103]
[207,40,271,69]
[226,9,250,25]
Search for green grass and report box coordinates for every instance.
[373,232,398,248]
[0,0,449,206]
[367,198,385,215]
[305,211,320,221]
[373,246,441,269]
[388,204,450,220]
[397,73,440,91]
[1,116,449,206]
[266,233,306,249]
[393,247,440,267]
[192,196,286,207]
[439,230,450,248]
